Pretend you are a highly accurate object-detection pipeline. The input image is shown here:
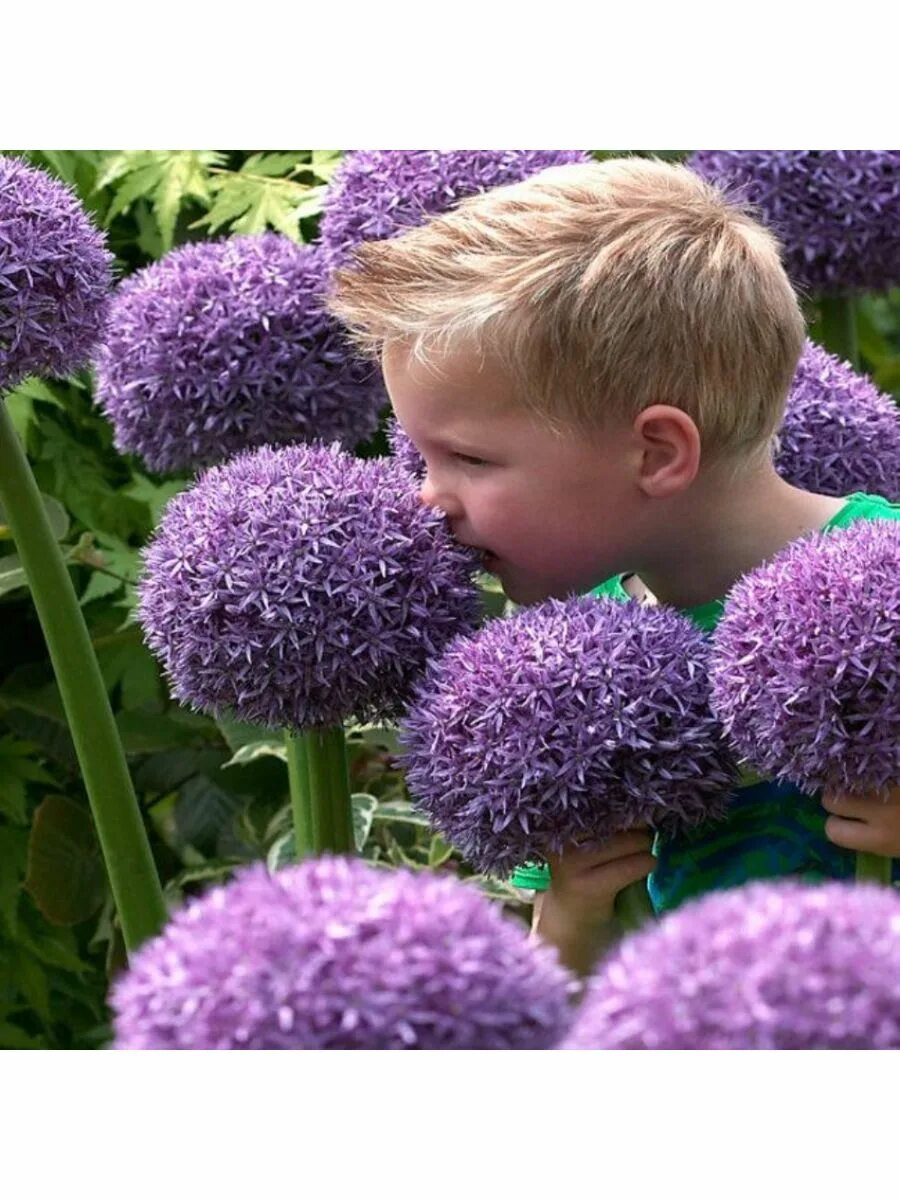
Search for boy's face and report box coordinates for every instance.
[382,343,645,605]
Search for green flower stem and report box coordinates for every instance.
[0,395,166,955]
[613,880,656,932]
[286,726,354,857]
[817,295,859,367]
[856,851,893,885]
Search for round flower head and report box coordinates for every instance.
[562,880,900,1049]
[319,150,590,271]
[111,857,576,1049]
[774,340,900,501]
[138,442,481,730]
[400,596,737,876]
[689,150,900,294]
[711,520,900,794]
[94,234,385,473]
[0,155,113,391]
[387,415,425,482]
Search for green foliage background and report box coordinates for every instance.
[1,150,899,1049]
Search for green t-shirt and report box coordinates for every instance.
[509,492,900,911]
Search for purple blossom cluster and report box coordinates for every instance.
[387,415,426,482]
[94,234,385,473]
[400,596,736,876]
[774,340,900,501]
[563,881,900,1049]
[111,857,576,1050]
[0,155,113,391]
[319,150,590,271]
[711,520,900,794]
[689,150,900,294]
[138,442,481,730]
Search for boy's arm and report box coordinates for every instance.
[822,785,900,856]
[531,830,656,977]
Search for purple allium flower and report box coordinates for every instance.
[711,520,900,794]
[0,155,113,391]
[387,415,425,482]
[138,442,481,730]
[93,234,386,474]
[319,150,591,272]
[774,340,900,501]
[689,150,900,294]
[400,596,737,876]
[562,880,900,1049]
[111,857,576,1049]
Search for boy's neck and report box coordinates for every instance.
[633,465,848,611]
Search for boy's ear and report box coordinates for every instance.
[632,405,701,497]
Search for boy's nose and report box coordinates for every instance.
[420,475,462,518]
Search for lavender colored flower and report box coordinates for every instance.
[94,234,386,474]
[562,880,900,1049]
[711,520,900,794]
[0,155,113,391]
[319,150,590,271]
[138,442,481,730]
[774,340,900,501]
[689,150,900,294]
[111,857,576,1049]
[400,596,737,876]
[387,415,425,481]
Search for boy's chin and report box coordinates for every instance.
[500,572,575,607]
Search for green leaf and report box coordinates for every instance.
[267,830,296,873]
[242,152,308,177]
[222,738,288,768]
[95,630,162,710]
[175,776,249,855]
[216,714,278,754]
[310,150,344,182]
[15,920,88,975]
[115,711,196,754]
[24,795,107,926]
[371,798,431,828]
[121,474,188,524]
[0,826,28,937]
[0,491,69,541]
[352,793,378,851]
[0,553,26,597]
[427,833,454,868]
[0,736,55,823]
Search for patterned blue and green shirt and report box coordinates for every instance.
[509,492,900,913]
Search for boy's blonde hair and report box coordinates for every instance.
[327,157,806,460]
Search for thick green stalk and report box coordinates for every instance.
[0,396,166,954]
[613,879,656,932]
[817,295,859,367]
[286,725,355,857]
[285,731,315,858]
[856,851,893,885]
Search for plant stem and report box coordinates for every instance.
[856,851,893,885]
[0,396,167,954]
[613,880,656,932]
[817,295,859,367]
[286,726,355,857]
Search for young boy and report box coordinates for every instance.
[327,157,900,975]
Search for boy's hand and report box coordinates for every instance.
[533,830,656,976]
[822,785,900,857]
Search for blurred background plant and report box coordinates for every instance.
[1,149,898,1049]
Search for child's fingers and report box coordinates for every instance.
[547,829,653,874]
[824,814,887,854]
[599,851,658,897]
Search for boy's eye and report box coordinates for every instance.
[453,453,489,467]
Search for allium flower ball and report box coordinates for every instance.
[111,857,576,1050]
[689,150,900,293]
[711,520,900,794]
[0,155,113,391]
[319,150,590,271]
[400,596,737,876]
[94,234,386,473]
[562,881,900,1049]
[387,415,425,481]
[774,340,900,501]
[138,442,481,729]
